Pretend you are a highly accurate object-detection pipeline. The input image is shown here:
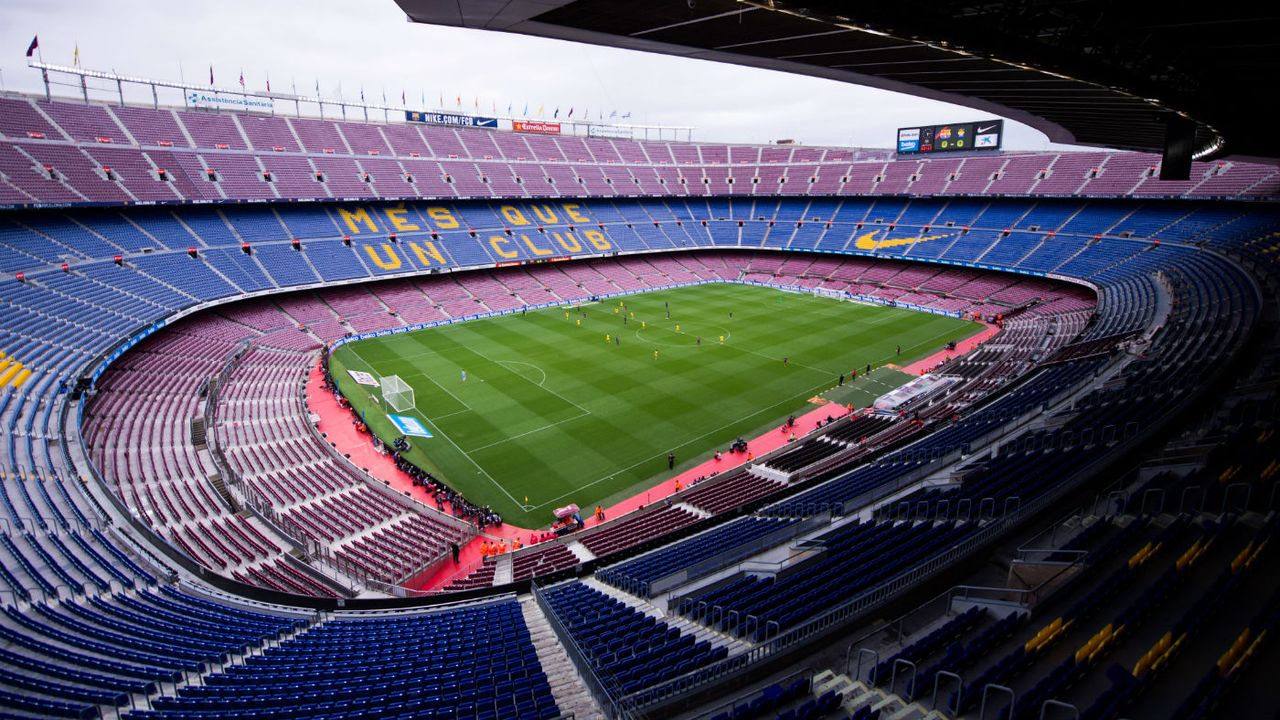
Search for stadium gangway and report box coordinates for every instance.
[615,437,1130,716]
[531,580,622,719]
[842,576,1070,692]
[627,512,828,598]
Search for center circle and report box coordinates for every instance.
[634,324,732,347]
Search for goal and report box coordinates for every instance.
[381,374,415,413]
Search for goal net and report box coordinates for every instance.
[381,375,415,413]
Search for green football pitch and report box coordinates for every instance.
[326,283,980,527]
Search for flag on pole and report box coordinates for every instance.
[73,43,79,67]
[568,107,574,119]
[401,89,406,105]
[315,79,321,96]
[622,112,632,119]
[25,36,38,58]
[456,94,461,107]
[507,102,512,114]
[554,107,559,118]
[473,96,479,109]
[537,103,544,116]
[360,87,365,102]
[523,102,528,116]
[209,65,215,85]
[265,73,271,92]
[610,110,618,118]
[239,69,245,88]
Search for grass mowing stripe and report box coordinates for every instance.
[328,283,981,527]
[337,340,523,506]
[525,373,843,511]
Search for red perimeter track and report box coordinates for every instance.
[304,321,997,593]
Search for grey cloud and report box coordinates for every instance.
[0,0,1070,149]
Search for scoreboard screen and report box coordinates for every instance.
[897,119,1003,154]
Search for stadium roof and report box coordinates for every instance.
[393,0,1279,161]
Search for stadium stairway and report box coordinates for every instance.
[580,577,754,658]
[518,595,605,720]
[566,541,596,564]
[808,668,941,719]
[493,554,514,585]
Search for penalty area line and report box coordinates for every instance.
[344,345,521,506]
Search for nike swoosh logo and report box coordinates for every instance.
[977,124,997,134]
[854,231,953,251]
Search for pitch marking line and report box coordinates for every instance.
[403,370,474,415]
[633,324,733,348]
[465,410,592,453]
[423,418,523,508]
[496,359,547,387]
[624,307,842,377]
[464,347,592,416]
[348,343,475,414]
[340,344,522,508]
[529,376,836,510]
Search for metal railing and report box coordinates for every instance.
[615,512,830,598]
[531,580,622,718]
[615,434,1131,716]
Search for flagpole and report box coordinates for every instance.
[34,41,51,101]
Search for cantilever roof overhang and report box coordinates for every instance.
[394,0,1279,161]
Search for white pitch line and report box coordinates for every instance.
[497,359,547,387]
[421,416,524,508]
[404,369,474,415]
[623,303,844,376]
[466,411,591,452]
[338,344,521,507]
[347,343,473,413]
[463,345,593,416]
[528,376,835,510]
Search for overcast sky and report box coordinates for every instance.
[0,0,1074,150]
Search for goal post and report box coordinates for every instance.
[381,374,415,413]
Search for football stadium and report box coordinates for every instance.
[0,1,1278,719]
